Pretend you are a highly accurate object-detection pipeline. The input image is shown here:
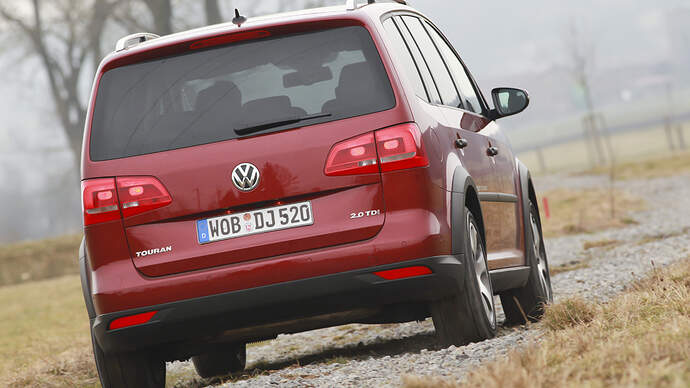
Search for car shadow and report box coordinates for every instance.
[177,319,519,387]
[178,331,440,387]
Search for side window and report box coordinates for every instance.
[424,21,483,114]
[382,18,428,102]
[401,16,461,109]
[394,16,441,104]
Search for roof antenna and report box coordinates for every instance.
[232,9,246,27]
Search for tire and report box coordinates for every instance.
[431,206,497,347]
[500,201,553,325]
[192,343,247,379]
[91,327,166,388]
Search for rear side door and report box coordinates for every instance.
[400,15,523,268]
[389,15,493,195]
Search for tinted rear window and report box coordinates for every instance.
[90,26,395,161]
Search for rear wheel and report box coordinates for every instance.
[431,207,497,346]
[192,343,247,379]
[500,201,553,325]
[91,327,165,388]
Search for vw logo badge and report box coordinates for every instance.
[232,163,260,192]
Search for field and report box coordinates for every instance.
[405,258,690,388]
[0,234,82,287]
[0,275,96,387]
[0,150,688,387]
[538,187,645,238]
[517,124,690,174]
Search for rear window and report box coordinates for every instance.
[90,26,396,161]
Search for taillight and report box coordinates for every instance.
[324,123,429,176]
[82,178,119,226]
[324,132,379,176]
[375,123,429,172]
[116,176,172,218]
[81,176,171,226]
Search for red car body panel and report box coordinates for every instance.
[87,170,449,314]
[81,3,526,320]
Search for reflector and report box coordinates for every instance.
[109,311,158,330]
[374,266,432,280]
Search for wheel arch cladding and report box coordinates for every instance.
[517,160,543,241]
[451,167,486,256]
[79,237,97,320]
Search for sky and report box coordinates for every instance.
[411,0,686,78]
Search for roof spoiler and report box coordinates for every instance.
[345,0,408,11]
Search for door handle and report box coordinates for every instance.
[487,146,499,157]
[455,138,468,149]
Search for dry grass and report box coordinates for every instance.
[587,151,690,180]
[0,275,96,387]
[0,234,82,287]
[549,260,590,276]
[539,188,645,238]
[517,124,690,175]
[582,238,620,250]
[404,259,690,388]
[635,227,690,246]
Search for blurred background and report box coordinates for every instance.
[1,0,689,243]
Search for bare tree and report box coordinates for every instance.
[564,20,610,167]
[0,0,117,165]
[0,0,335,167]
[205,0,223,25]
[142,0,172,35]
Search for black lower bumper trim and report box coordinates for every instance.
[93,255,464,355]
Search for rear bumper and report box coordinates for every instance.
[93,255,464,356]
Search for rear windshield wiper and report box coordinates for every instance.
[234,113,332,136]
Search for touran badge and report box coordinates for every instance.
[232,163,260,191]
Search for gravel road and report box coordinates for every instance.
[169,173,690,388]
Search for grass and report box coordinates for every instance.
[582,238,620,250]
[587,151,690,180]
[539,188,646,238]
[635,227,690,246]
[403,258,690,388]
[0,234,82,287]
[0,275,96,387]
[549,260,591,276]
[517,124,690,175]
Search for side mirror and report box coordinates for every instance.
[489,88,529,120]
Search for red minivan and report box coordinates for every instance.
[79,1,552,386]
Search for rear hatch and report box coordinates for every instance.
[88,25,400,277]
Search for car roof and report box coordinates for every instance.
[108,2,417,57]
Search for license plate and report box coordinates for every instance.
[196,201,314,244]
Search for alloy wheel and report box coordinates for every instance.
[530,212,552,302]
[468,215,496,328]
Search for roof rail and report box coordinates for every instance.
[345,0,407,11]
[115,33,160,52]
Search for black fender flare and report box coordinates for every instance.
[516,159,539,247]
[79,238,96,320]
[450,167,485,257]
